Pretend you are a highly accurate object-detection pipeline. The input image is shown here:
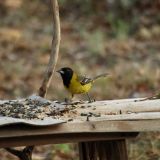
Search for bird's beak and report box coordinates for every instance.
[56,69,61,73]
[56,69,64,74]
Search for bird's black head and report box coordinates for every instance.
[57,67,73,88]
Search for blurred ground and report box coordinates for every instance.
[0,0,159,160]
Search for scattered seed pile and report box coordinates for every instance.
[0,95,104,121]
[0,95,67,120]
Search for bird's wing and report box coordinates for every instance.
[77,75,92,85]
[77,73,109,85]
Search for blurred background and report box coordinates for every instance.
[0,0,160,159]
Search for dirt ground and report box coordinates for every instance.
[0,0,160,160]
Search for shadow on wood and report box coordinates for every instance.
[79,139,128,160]
[5,146,34,160]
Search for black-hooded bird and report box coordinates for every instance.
[57,67,109,102]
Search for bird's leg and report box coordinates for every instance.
[64,94,84,105]
[86,93,95,103]
[64,94,74,104]
[86,93,91,102]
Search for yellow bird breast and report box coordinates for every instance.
[68,74,92,94]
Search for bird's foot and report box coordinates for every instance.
[86,93,95,103]
[64,98,72,104]
[71,100,85,105]
[64,98,85,105]
[88,99,96,103]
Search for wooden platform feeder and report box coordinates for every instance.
[0,97,160,160]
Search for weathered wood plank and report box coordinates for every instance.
[0,97,160,124]
[88,112,160,121]
[0,98,159,148]
[75,99,160,115]
[0,120,159,139]
[0,132,138,148]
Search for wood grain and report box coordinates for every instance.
[0,98,159,148]
[0,120,159,139]
[0,132,138,148]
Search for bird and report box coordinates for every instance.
[57,67,109,102]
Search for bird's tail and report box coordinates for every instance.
[92,73,109,82]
